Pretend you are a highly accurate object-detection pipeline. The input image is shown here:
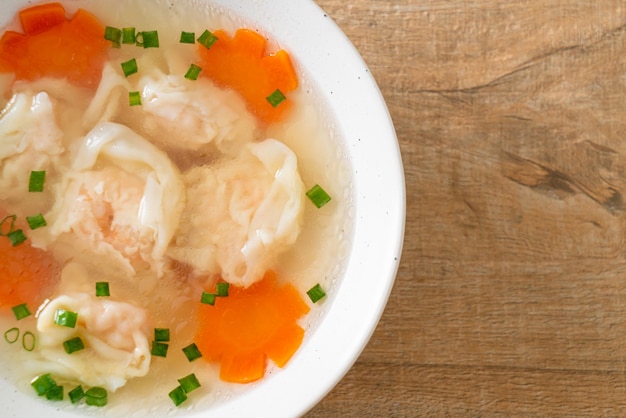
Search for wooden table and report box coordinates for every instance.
[308,1,626,416]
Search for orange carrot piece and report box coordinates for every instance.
[264,323,305,368]
[197,29,299,125]
[19,2,66,36]
[0,7,109,88]
[196,271,310,383]
[0,31,28,73]
[0,216,59,312]
[220,351,266,383]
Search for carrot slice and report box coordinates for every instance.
[0,215,59,313]
[197,29,299,125]
[196,271,310,383]
[0,6,110,88]
[19,2,66,36]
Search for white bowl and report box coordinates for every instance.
[0,0,405,416]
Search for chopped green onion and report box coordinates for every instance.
[104,26,121,48]
[29,170,46,192]
[169,385,187,407]
[151,341,169,357]
[200,291,215,305]
[129,91,142,106]
[182,342,202,362]
[217,282,229,297]
[136,30,159,48]
[4,327,19,343]
[180,31,195,44]
[184,63,202,81]
[12,303,31,320]
[22,331,36,351]
[85,387,108,407]
[266,89,287,108]
[307,283,326,303]
[178,373,201,393]
[154,328,170,342]
[305,184,332,208]
[45,384,64,401]
[26,213,47,230]
[197,29,218,49]
[31,373,56,396]
[54,309,78,328]
[63,336,85,354]
[121,58,138,77]
[8,229,27,246]
[95,281,110,297]
[122,27,136,44]
[69,385,85,404]
[0,214,16,235]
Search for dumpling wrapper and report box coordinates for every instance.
[168,138,305,287]
[31,121,185,278]
[36,291,151,392]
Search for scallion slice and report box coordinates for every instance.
[54,309,78,328]
[29,170,46,192]
[182,342,202,362]
[154,328,170,342]
[180,31,195,44]
[8,229,26,246]
[4,327,19,343]
[22,331,36,351]
[121,58,138,77]
[200,291,215,305]
[305,184,332,208]
[63,336,85,354]
[178,373,201,393]
[129,91,142,106]
[169,385,187,407]
[216,282,229,297]
[184,63,202,81]
[12,303,31,320]
[122,27,136,44]
[104,26,121,48]
[197,29,218,49]
[45,384,64,401]
[151,341,169,358]
[95,282,110,297]
[136,30,159,48]
[85,387,108,407]
[69,385,85,404]
[266,89,286,108]
[31,373,56,396]
[307,283,326,303]
[0,214,16,235]
[26,213,47,230]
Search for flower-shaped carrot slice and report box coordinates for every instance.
[0,3,109,88]
[197,29,299,125]
[196,271,310,383]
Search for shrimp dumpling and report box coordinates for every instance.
[133,68,259,157]
[31,122,185,278]
[0,91,64,215]
[36,291,151,392]
[168,138,305,287]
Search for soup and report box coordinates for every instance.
[0,0,352,415]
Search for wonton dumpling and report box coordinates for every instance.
[134,68,259,156]
[36,291,151,391]
[32,122,185,277]
[168,138,305,287]
[0,91,64,215]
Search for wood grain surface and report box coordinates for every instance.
[307,1,626,416]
